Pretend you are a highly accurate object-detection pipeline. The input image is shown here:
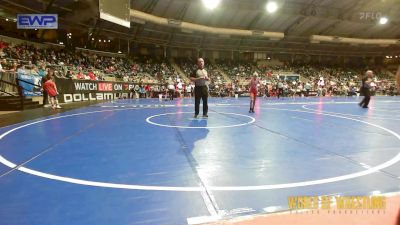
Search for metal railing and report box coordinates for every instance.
[0,72,43,109]
[0,72,19,96]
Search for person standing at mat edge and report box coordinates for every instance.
[191,58,210,118]
[359,70,373,109]
[43,71,61,109]
[249,72,259,113]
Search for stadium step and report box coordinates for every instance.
[215,67,232,83]
[170,62,190,83]
[0,96,42,111]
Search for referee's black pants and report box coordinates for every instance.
[194,86,208,116]
[359,88,371,108]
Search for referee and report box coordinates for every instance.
[190,58,210,118]
[359,70,373,108]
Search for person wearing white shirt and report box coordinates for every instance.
[186,83,192,98]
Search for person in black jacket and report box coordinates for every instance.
[359,70,373,108]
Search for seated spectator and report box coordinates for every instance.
[38,66,47,78]
[88,70,97,80]
[76,70,85,79]
[65,71,73,79]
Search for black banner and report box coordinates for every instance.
[55,78,139,103]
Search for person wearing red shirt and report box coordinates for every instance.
[88,70,96,80]
[43,71,61,109]
[249,72,260,113]
[76,71,85,79]
[145,84,151,98]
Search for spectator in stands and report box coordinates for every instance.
[38,65,47,78]
[65,71,73,79]
[191,58,210,118]
[1,58,9,71]
[16,63,27,75]
[30,65,39,76]
[318,77,325,88]
[349,86,357,96]
[123,74,129,82]
[88,70,97,80]
[76,70,85,79]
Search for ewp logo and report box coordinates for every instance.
[17,14,58,29]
